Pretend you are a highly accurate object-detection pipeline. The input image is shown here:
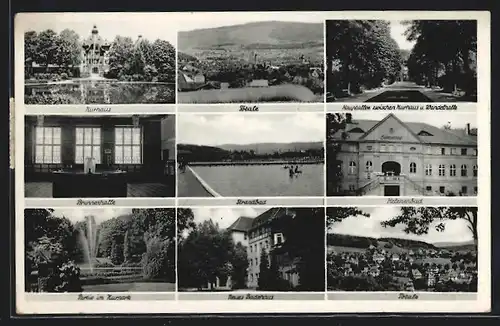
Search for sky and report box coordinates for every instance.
[52,208,133,225]
[329,206,473,244]
[178,113,325,146]
[390,20,415,51]
[176,12,325,32]
[20,13,178,46]
[347,112,478,129]
[181,207,269,238]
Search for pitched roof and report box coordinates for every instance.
[227,216,254,232]
[332,113,477,146]
[250,208,286,229]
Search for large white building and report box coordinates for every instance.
[329,113,478,196]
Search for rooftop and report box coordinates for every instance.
[332,113,477,146]
[227,216,254,232]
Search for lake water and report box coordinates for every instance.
[25,81,175,104]
[190,163,324,196]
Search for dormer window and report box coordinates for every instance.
[348,127,365,133]
[418,130,433,136]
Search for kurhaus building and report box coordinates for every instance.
[329,113,478,196]
[24,115,176,198]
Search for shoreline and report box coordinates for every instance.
[187,160,324,166]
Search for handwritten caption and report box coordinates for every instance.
[236,199,267,205]
[386,198,424,205]
[78,294,131,300]
[342,104,458,111]
[77,199,116,206]
[86,107,112,113]
[239,105,259,112]
[228,294,274,300]
[398,293,419,300]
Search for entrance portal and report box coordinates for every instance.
[92,67,99,74]
[384,185,400,196]
[382,161,401,176]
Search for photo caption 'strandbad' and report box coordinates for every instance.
[14,10,490,314]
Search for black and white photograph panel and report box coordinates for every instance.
[23,14,176,104]
[177,16,324,104]
[326,20,477,102]
[326,112,478,196]
[326,206,478,292]
[24,114,176,198]
[25,208,176,293]
[177,113,325,197]
[177,207,325,292]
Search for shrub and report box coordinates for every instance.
[54,261,83,292]
[141,237,173,281]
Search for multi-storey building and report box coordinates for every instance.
[329,113,478,196]
[81,25,111,77]
[227,208,300,289]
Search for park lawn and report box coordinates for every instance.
[82,282,175,292]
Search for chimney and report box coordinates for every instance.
[466,123,471,135]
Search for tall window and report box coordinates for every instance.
[438,164,445,176]
[409,162,416,174]
[461,164,468,177]
[380,144,386,152]
[115,127,142,164]
[473,165,478,177]
[441,148,446,155]
[365,161,373,171]
[451,148,457,155]
[426,146,432,154]
[425,164,432,176]
[461,148,467,155]
[348,161,356,175]
[450,164,456,177]
[75,127,101,164]
[35,127,61,163]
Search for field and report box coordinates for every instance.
[328,246,366,254]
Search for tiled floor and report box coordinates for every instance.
[25,182,173,197]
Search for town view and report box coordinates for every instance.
[177,20,324,103]
[327,207,478,292]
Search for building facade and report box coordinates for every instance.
[330,113,478,196]
[81,25,111,77]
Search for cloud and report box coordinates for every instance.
[52,208,133,224]
[178,113,324,145]
[330,207,473,244]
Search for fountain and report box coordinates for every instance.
[78,215,99,273]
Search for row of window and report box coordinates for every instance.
[346,184,478,195]
[347,161,478,177]
[34,126,142,164]
[350,144,477,156]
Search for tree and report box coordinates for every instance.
[230,243,249,289]
[326,113,349,195]
[177,208,196,243]
[123,230,131,262]
[380,207,478,245]
[57,29,81,68]
[326,207,370,229]
[106,36,134,79]
[110,239,123,265]
[257,249,270,290]
[177,220,234,289]
[24,31,39,75]
[36,29,60,71]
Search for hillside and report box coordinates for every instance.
[217,141,324,154]
[178,21,324,51]
[433,240,477,251]
[327,234,437,251]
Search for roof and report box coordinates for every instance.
[227,216,254,232]
[250,208,286,230]
[332,113,477,146]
